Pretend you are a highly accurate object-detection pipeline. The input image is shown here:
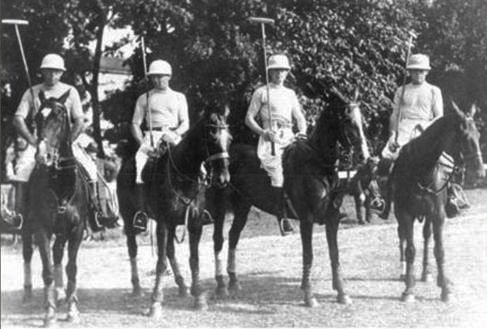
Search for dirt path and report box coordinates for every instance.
[1,190,487,328]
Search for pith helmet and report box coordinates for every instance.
[148,60,172,75]
[40,54,66,71]
[406,54,431,70]
[267,54,291,71]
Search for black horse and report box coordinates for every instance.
[22,90,90,327]
[384,101,484,302]
[116,104,231,316]
[207,89,370,307]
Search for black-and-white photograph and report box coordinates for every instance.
[1,0,486,327]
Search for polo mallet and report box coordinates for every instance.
[394,31,417,145]
[249,16,276,155]
[140,36,154,147]
[1,19,36,112]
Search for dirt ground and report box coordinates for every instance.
[1,189,486,328]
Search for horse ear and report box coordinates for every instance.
[467,102,477,118]
[58,89,71,104]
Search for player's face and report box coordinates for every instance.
[41,69,64,87]
[151,74,171,90]
[409,69,428,85]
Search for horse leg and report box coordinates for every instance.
[365,195,372,223]
[399,214,416,302]
[167,227,189,297]
[432,214,452,302]
[300,219,318,307]
[147,221,168,319]
[189,224,207,310]
[227,202,250,293]
[53,236,67,305]
[398,226,406,281]
[22,231,34,303]
[64,231,83,323]
[421,219,433,282]
[36,230,57,327]
[326,219,351,304]
[126,232,142,296]
[354,194,365,225]
[212,202,228,298]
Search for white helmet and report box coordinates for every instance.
[406,54,431,70]
[40,53,66,71]
[147,60,172,76]
[267,54,291,71]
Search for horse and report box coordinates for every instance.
[116,103,231,317]
[21,90,90,327]
[384,101,484,302]
[206,89,370,307]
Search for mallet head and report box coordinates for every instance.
[249,17,275,25]
[1,19,29,25]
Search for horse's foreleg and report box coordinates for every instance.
[65,231,82,323]
[421,220,433,282]
[213,207,227,298]
[126,232,142,296]
[433,214,451,302]
[167,228,189,297]
[53,236,67,305]
[36,230,56,327]
[147,221,168,319]
[300,219,318,307]
[22,231,34,303]
[398,226,406,281]
[326,219,351,305]
[189,224,207,310]
[227,203,250,292]
[399,214,416,302]
[353,195,365,224]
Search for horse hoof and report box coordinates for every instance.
[66,312,80,324]
[441,291,451,302]
[228,281,241,293]
[194,295,208,311]
[337,294,352,305]
[421,273,433,283]
[401,293,415,303]
[43,316,57,328]
[179,287,190,298]
[146,303,162,319]
[131,287,143,298]
[215,285,229,299]
[305,297,319,308]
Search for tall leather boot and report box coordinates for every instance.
[272,186,294,236]
[132,184,148,233]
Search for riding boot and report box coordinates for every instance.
[6,182,25,230]
[133,184,148,233]
[273,187,294,236]
[87,181,103,230]
[445,183,460,218]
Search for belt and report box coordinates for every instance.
[148,127,176,131]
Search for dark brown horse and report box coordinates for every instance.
[22,90,90,327]
[384,101,484,302]
[207,89,370,307]
[117,104,231,317]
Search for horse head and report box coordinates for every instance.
[34,90,71,167]
[202,100,232,188]
[450,101,485,184]
[328,88,370,162]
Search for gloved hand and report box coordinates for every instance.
[294,132,308,142]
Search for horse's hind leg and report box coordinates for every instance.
[189,224,207,310]
[399,213,416,302]
[53,237,67,305]
[326,219,351,305]
[36,230,57,327]
[167,228,189,297]
[65,231,83,323]
[398,226,406,281]
[227,201,251,292]
[22,231,34,303]
[432,214,451,302]
[354,195,365,224]
[300,219,318,307]
[421,220,433,282]
[126,231,142,296]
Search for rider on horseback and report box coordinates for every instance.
[380,54,445,219]
[245,54,308,236]
[131,59,189,232]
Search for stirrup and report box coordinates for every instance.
[7,213,24,231]
[132,211,148,233]
[279,218,294,236]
